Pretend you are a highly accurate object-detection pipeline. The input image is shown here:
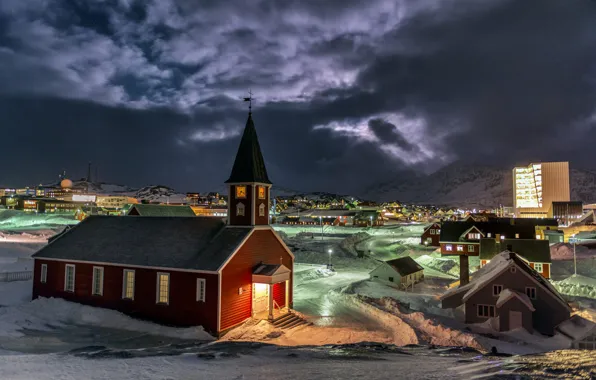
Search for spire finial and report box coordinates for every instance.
[242,89,254,114]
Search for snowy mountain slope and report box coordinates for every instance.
[133,185,187,204]
[363,162,596,208]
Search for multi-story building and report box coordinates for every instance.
[513,162,570,218]
[548,201,584,226]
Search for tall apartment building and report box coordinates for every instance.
[513,162,570,218]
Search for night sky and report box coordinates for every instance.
[1,0,596,194]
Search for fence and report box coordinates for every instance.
[0,271,33,282]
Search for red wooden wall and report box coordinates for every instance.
[220,229,293,331]
[32,259,220,334]
[272,281,286,308]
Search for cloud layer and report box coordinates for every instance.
[1,0,596,194]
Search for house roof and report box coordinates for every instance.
[441,251,569,310]
[423,223,440,232]
[556,315,596,341]
[127,204,196,217]
[496,288,535,311]
[480,238,551,263]
[225,112,271,184]
[439,221,536,242]
[32,216,253,272]
[253,264,290,276]
[384,256,424,276]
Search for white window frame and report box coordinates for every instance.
[468,245,475,252]
[64,264,75,292]
[493,284,503,296]
[457,245,464,252]
[477,304,496,318]
[40,263,48,283]
[92,266,104,296]
[122,269,135,300]
[430,229,435,235]
[435,229,440,235]
[533,263,543,273]
[259,203,265,217]
[515,233,520,239]
[156,272,170,305]
[487,233,492,238]
[236,202,245,216]
[196,278,206,302]
[445,244,453,251]
[526,287,537,300]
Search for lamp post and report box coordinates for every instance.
[320,216,323,240]
[370,215,373,227]
[573,234,577,276]
[328,248,333,267]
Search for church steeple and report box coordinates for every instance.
[225,112,271,185]
[226,112,272,226]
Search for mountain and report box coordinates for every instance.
[363,162,596,208]
[133,185,187,204]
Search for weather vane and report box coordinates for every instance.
[242,90,254,113]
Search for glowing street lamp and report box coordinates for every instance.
[328,248,333,266]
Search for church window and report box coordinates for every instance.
[237,202,245,216]
[259,203,265,217]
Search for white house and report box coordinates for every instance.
[369,257,424,289]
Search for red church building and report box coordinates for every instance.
[31,111,294,336]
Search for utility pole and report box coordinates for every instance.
[573,236,577,276]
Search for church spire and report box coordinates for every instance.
[225,112,271,184]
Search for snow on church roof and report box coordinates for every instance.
[496,289,535,311]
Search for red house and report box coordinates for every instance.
[31,111,294,336]
[420,222,441,246]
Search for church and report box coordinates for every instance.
[31,111,295,336]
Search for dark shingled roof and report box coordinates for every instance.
[385,256,424,276]
[225,113,271,184]
[439,221,536,242]
[480,238,551,263]
[33,216,252,272]
[127,204,196,217]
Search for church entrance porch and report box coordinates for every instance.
[252,264,291,320]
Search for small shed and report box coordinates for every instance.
[369,256,424,289]
[556,315,596,350]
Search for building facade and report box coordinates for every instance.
[420,223,441,246]
[31,111,295,336]
[513,162,570,218]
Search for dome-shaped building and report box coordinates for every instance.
[60,179,73,189]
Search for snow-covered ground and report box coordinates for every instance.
[0,210,77,231]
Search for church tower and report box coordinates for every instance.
[225,111,272,226]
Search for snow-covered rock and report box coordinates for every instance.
[133,185,188,204]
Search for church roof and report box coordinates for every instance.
[127,204,196,217]
[32,216,252,272]
[225,112,271,184]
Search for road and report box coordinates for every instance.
[293,270,388,330]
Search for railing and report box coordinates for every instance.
[0,271,33,282]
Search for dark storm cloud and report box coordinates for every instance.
[1,0,596,194]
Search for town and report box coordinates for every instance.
[1,111,596,379]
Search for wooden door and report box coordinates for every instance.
[509,311,523,330]
[252,283,269,316]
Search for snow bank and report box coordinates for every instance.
[294,267,336,285]
[416,255,459,277]
[0,210,77,230]
[339,232,370,255]
[550,243,594,261]
[552,274,596,299]
[0,297,214,340]
[0,280,32,306]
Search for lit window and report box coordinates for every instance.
[500,235,505,240]
[235,186,246,199]
[196,278,206,302]
[536,234,541,240]
[525,287,536,300]
[157,272,170,304]
[64,264,75,292]
[533,263,543,273]
[477,304,496,317]
[493,284,503,296]
[487,233,492,238]
[430,229,435,234]
[457,245,464,252]
[436,229,440,235]
[445,245,453,251]
[258,186,266,199]
[515,234,520,239]
[259,203,265,217]
[468,245,475,252]
[92,267,104,296]
[40,264,47,283]
[123,270,135,300]
[237,202,245,216]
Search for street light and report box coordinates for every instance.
[328,248,333,266]
[572,234,577,276]
[320,216,323,240]
[370,215,373,227]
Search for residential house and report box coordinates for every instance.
[480,239,552,279]
[127,204,196,217]
[32,111,295,336]
[369,257,424,289]
[420,222,441,247]
[440,251,571,335]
